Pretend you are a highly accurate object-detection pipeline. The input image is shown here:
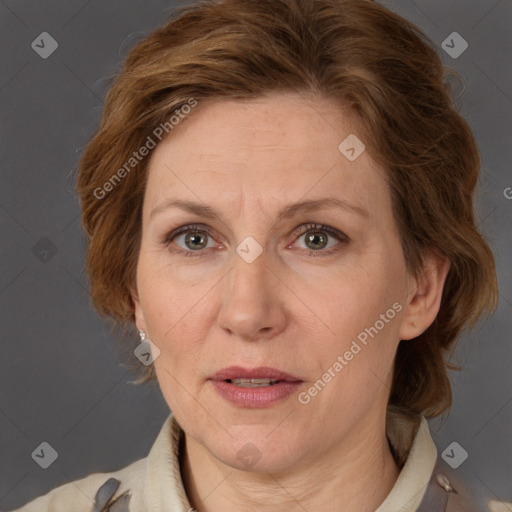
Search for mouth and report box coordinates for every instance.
[210,366,303,385]
[209,366,303,408]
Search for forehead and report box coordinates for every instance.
[144,92,389,219]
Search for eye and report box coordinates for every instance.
[291,223,349,256]
[163,222,349,258]
[164,224,220,257]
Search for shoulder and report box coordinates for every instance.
[420,455,512,512]
[5,457,147,512]
[6,413,179,512]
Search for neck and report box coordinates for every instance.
[180,409,401,512]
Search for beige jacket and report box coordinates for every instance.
[5,406,509,512]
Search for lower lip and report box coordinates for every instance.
[210,380,303,408]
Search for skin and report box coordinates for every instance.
[131,91,450,512]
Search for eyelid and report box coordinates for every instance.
[291,223,349,242]
[164,223,217,242]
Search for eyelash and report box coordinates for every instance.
[163,223,349,258]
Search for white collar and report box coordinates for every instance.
[377,406,437,511]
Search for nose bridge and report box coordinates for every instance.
[217,242,283,339]
[228,242,270,303]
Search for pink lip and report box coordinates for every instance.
[209,366,303,408]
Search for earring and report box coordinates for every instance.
[139,329,146,341]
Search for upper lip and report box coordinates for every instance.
[210,366,303,382]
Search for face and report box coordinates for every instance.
[133,92,422,473]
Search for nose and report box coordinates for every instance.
[216,247,287,342]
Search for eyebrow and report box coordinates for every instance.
[149,197,368,223]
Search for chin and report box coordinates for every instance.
[206,426,306,474]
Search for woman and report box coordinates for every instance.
[8,0,507,511]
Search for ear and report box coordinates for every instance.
[129,282,147,333]
[399,250,450,341]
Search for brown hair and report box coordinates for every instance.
[77,0,498,417]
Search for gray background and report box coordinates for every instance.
[0,0,510,510]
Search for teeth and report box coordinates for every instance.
[229,378,279,387]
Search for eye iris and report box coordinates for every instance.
[306,230,327,250]
[185,230,208,250]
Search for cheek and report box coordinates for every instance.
[309,317,400,422]
[137,270,206,374]
[311,272,404,391]
[139,261,198,330]
[145,280,207,413]
[322,270,403,340]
